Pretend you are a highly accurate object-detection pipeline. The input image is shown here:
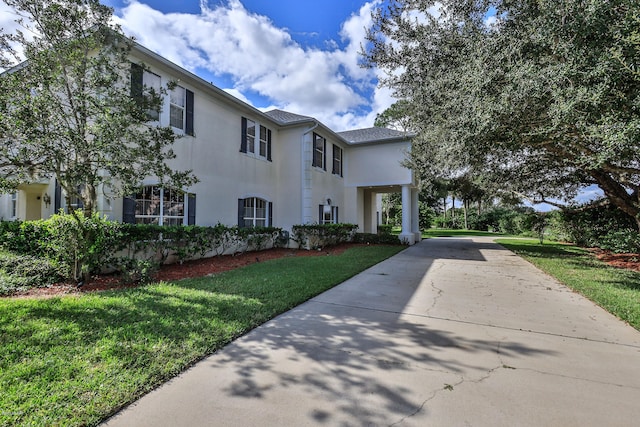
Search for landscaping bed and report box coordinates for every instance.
[12,243,361,298]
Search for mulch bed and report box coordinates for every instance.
[589,248,640,272]
[14,243,360,298]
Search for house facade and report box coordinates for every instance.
[0,43,421,245]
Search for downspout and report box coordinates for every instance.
[301,121,319,225]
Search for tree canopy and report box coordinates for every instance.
[364,0,640,227]
[0,0,196,216]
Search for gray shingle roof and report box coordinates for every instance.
[264,109,314,125]
[337,127,411,144]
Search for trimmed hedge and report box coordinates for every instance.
[0,213,284,286]
[291,223,358,249]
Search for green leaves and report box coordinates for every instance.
[0,0,197,216]
[365,0,640,226]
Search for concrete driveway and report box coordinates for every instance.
[103,237,640,426]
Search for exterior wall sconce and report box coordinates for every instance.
[43,193,51,208]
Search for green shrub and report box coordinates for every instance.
[292,223,358,249]
[0,251,62,296]
[354,233,405,245]
[548,202,638,246]
[377,224,393,235]
[599,230,640,253]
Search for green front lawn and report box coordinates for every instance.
[0,245,404,427]
[497,239,640,330]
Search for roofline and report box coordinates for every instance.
[130,42,283,128]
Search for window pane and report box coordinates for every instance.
[170,86,185,107]
[170,86,186,129]
[259,125,267,157]
[246,120,255,153]
[143,71,161,120]
[170,105,184,129]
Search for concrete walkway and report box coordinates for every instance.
[103,237,640,426]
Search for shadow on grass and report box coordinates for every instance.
[499,240,640,292]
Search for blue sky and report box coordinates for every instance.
[97,0,390,130]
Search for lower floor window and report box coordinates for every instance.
[10,192,17,218]
[320,204,339,224]
[135,186,185,225]
[239,197,272,228]
[243,197,267,227]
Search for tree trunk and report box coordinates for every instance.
[463,199,468,229]
[590,170,640,231]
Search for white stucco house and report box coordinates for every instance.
[0,42,421,244]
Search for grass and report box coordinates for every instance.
[0,245,404,427]
[497,239,640,330]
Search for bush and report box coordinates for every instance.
[377,224,393,235]
[548,202,638,247]
[0,215,285,287]
[599,230,640,254]
[354,233,405,245]
[291,223,358,249]
[0,251,62,296]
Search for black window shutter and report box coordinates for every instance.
[187,193,196,225]
[185,89,194,136]
[267,129,272,162]
[268,202,273,227]
[312,133,318,167]
[238,198,245,227]
[323,140,327,171]
[335,206,339,223]
[240,118,247,153]
[122,195,136,224]
[319,205,323,224]
[130,63,143,100]
[54,180,62,212]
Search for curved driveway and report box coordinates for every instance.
[104,237,640,426]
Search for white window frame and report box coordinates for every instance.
[246,119,256,154]
[332,144,343,177]
[244,119,270,160]
[243,197,268,227]
[259,125,268,158]
[321,204,338,224]
[143,70,161,121]
[10,192,17,218]
[135,185,186,226]
[170,85,186,131]
[313,133,326,170]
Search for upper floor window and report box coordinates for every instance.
[332,144,343,177]
[170,86,185,130]
[240,117,272,161]
[144,71,161,120]
[130,63,161,121]
[313,133,326,170]
[128,185,196,226]
[238,197,272,227]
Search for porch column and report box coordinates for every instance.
[411,188,421,242]
[399,185,416,245]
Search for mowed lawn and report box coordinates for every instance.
[497,239,640,330]
[0,245,404,427]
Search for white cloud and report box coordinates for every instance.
[113,0,393,130]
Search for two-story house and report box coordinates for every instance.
[0,41,421,245]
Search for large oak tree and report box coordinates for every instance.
[0,0,196,217]
[364,0,640,228]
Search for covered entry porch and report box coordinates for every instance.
[351,184,421,245]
